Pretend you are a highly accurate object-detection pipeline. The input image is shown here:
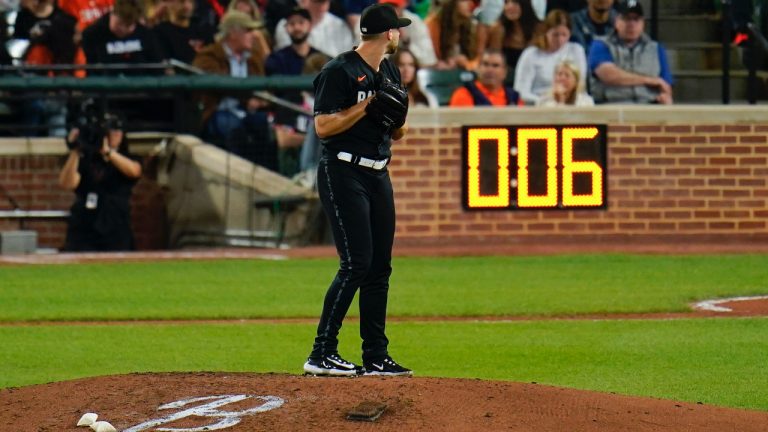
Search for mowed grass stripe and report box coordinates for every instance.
[1,318,767,411]
[1,255,767,321]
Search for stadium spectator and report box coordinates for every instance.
[273,0,353,57]
[81,0,164,74]
[484,0,540,81]
[536,59,593,106]
[344,0,376,41]
[391,48,428,106]
[153,0,215,64]
[425,0,478,70]
[227,0,271,56]
[588,1,673,104]
[192,0,225,30]
[569,0,615,53]
[265,7,319,175]
[58,0,113,76]
[59,110,142,252]
[13,0,77,136]
[193,11,277,170]
[381,0,436,67]
[449,49,523,106]
[546,0,585,13]
[297,51,331,173]
[513,9,585,104]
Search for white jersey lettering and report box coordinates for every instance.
[357,90,374,103]
[106,40,143,55]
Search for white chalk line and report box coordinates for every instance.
[692,295,768,312]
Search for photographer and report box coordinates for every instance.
[58,111,142,252]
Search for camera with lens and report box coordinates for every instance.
[67,101,124,155]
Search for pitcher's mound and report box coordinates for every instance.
[1,372,766,432]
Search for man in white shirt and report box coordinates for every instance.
[274,0,354,57]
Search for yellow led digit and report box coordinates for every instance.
[562,127,603,207]
[467,128,510,208]
[517,128,558,208]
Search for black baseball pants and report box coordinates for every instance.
[309,156,395,363]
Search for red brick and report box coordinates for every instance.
[679,199,706,207]
[528,223,555,230]
[724,210,750,218]
[709,157,737,165]
[724,146,753,154]
[694,211,721,218]
[635,211,662,219]
[694,168,721,176]
[680,136,706,144]
[610,147,633,155]
[754,125,768,132]
[620,136,647,144]
[636,146,663,154]
[709,200,735,208]
[587,222,616,230]
[662,190,690,198]
[740,157,767,165]
[739,221,766,229]
[649,136,676,144]
[680,222,706,230]
[608,125,633,133]
[666,168,691,175]
[738,200,766,207]
[709,136,738,144]
[648,200,676,208]
[740,179,766,187]
[723,190,751,198]
[648,157,675,165]
[664,146,692,155]
[405,225,431,232]
[724,168,751,176]
[635,168,663,176]
[558,223,587,231]
[616,200,645,208]
[636,125,663,133]
[679,178,705,187]
[679,157,706,165]
[693,147,720,154]
[649,222,676,230]
[709,222,735,229]
[693,189,720,197]
[618,222,645,230]
[708,178,736,187]
[618,157,646,165]
[724,125,752,133]
[664,125,692,133]
[739,135,767,143]
[695,125,723,133]
[496,223,523,230]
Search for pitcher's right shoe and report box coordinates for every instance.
[303,354,363,377]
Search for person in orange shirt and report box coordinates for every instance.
[59,0,114,76]
[449,49,524,106]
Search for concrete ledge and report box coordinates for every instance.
[407,105,768,127]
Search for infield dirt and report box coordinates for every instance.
[2,372,768,432]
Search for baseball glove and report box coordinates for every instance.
[365,78,409,130]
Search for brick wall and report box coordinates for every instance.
[390,107,768,245]
[2,107,767,249]
[0,138,167,250]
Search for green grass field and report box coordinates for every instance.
[1,254,767,410]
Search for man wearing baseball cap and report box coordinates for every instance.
[303,3,413,377]
[588,0,673,104]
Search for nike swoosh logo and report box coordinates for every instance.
[371,363,384,370]
[357,75,366,82]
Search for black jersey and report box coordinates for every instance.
[313,50,402,159]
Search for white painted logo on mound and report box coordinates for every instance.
[123,394,284,432]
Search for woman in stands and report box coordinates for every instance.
[513,9,586,104]
[484,0,540,82]
[425,0,478,70]
[391,48,429,107]
[536,59,594,106]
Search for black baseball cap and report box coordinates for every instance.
[360,3,411,35]
[285,7,311,21]
[617,0,644,17]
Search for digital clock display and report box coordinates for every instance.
[462,125,608,210]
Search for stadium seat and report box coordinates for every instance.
[417,69,476,107]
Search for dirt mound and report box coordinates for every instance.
[1,373,767,432]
